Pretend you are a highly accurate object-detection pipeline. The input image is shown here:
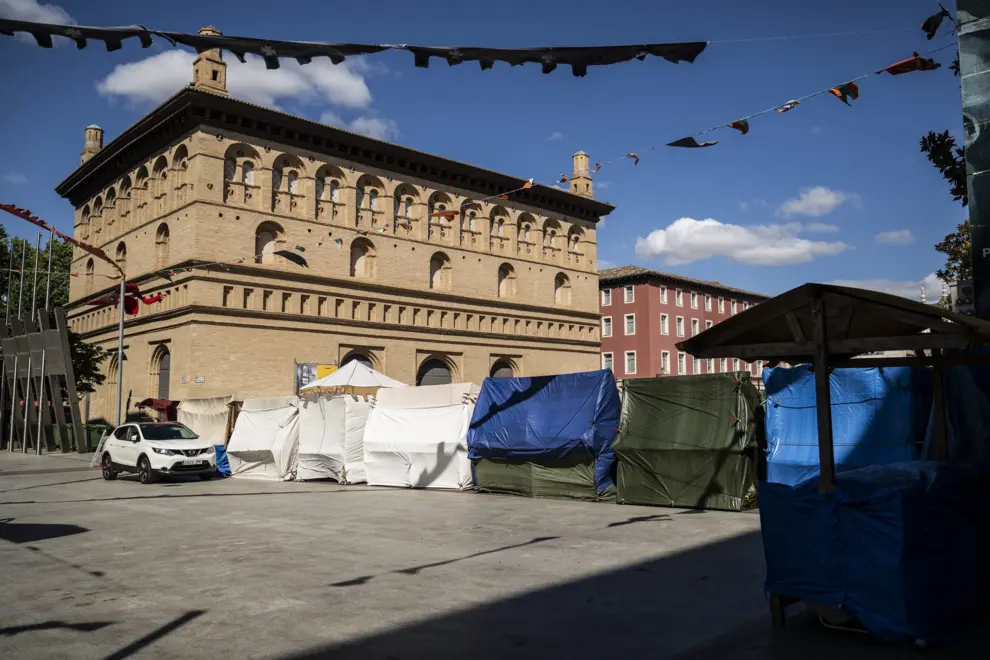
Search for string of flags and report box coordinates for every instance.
[0,17,706,77]
[0,203,123,275]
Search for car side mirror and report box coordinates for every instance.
[131,437,141,443]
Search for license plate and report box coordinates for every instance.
[182,459,201,466]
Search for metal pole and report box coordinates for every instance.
[115,276,125,426]
[44,231,53,311]
[21,352,31,453]
[35,348,46,455]
[30,232,40,321]
[7,354,17,452]
[4,237,13,323]
[17,241,26,320]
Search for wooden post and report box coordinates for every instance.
[811,297,836,493]
[932,354,949,459]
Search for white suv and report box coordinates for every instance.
[101,422,217,485]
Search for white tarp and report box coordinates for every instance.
[296,395,372,483]
[363,384,477,490]
[226,396,300,481]
[299,360,407,395]
[177,395,233,447]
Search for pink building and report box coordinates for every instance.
[599,266,770,381]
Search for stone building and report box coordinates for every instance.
[56,27,612,421]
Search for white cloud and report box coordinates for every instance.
[874,229,915,245]
[349,116,398,140]
[829,273,945,303]
[318,112,398,140]
[596,181,611,190]
[777,186,855,217]
[634,217,849,266]
[0,0,74,24]
[548,132,564,141]
[2,172,28,185]
[97,51,372,109]
[805,222,839,233]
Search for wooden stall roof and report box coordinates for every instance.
[676,283,990,363]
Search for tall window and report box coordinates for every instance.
[602,317,612,337]
[85,258,94,293]
[241,161,254,185]
[720,358,728,372]
[601,289,612,306]
[115,242,127,272]
[498,263,516,298]
[255,226,277,264]
[694,357,701,374]
[554,273,571,305]
[625,351,637,375]
[602,352,614,371]
[675,289,684,307]
[731,300,738,314]
[151,345,171,401]
[676,316,684,337]
[706,320,713,330]
[733,358,740,371]
[708,358,715,373]
[691,292,698,309]
[224,158,236,182]
[155,223,170,269]
[705,294,712,311]
[429,252,452,290]
[718,297,725,313]
[659,285,667,304]
[691,318,700,336]
[757,360,764,374]
[623,285,634,303]
[661,351,670,374]
[677,352,686,375]
[350,238,375,278]
[287,171,299,194]
[624,313,636,335]
[660,313,669,335]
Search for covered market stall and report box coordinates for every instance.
[226,396,300,481]
[677,283,990,644]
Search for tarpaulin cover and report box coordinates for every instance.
[760,461,990,643]
[296,395,372,483]
[922,349,990,462]
[468,369,620,494]
[363,384,476,490]
[613,373,763,511]
[474,457,600,500]
[177,395,234,447]
[215,445,231,477]
[226,396,300,481]
[763,366,932,486]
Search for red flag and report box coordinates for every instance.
[877,53,941,76]
[728,119,750,135]
[828,82,860,105]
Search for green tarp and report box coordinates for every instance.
[474,457,615,501]
[614,373,763,511]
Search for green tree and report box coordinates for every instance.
[1,226,107,398]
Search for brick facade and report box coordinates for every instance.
[598,266,769,382]
[58,36,612,422]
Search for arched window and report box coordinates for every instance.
[497,263,516,298]
[350,238,375,278]
[85,258,94,293]
[341,352,374,369]
[152,156,169,198]
[272,166,283,190]
[224,158,237,182]
[105,188,116,223]
[255,223,281,265]
[155,223,170,269]
[151,345,171,402]
[241,161,254,185]
[490,360,514,379]
[80,205,91,239]
[429,252,452,290]
[115,242,127,272]
[287,170,299,194]
[369,189,378,210]
[330,180,340,202]
[417,358,452,386]
[554,273,572,306]
[356,186,364,209]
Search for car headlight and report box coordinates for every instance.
[203,446,215,455]
[152,447,175,456]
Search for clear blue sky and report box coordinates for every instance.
[0,0,965,300]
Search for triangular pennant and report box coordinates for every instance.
[729,119,750,135]
[667,137,718,148]
[877,53,941,76]
[828,81,859,105]
[522,178,534,189]
[776,100,800,113]
[626,152,639,165]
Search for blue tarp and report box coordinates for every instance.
[467,369,621,493]
[760,461,990,643]
[215,444,231,477]
[763,366,932,486]
[922,348,990,462]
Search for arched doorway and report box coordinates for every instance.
[417,358,452,386]
[490,361,514,379]
[341,353,373,369]
[152,346,171,400]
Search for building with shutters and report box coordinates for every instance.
[58,27,611,420]
[598,266,770,382]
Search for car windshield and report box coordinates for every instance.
[139,423,199,440]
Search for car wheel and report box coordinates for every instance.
[138,456,156,485]
[198,474,214,481]
[101,453,117,481]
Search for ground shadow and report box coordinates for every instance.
[606,514,671,528]
[0,519,89,544]
[0,620,113,636]
[0,487,388,506]
[330,536,560,587]
[103,610,206,660]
